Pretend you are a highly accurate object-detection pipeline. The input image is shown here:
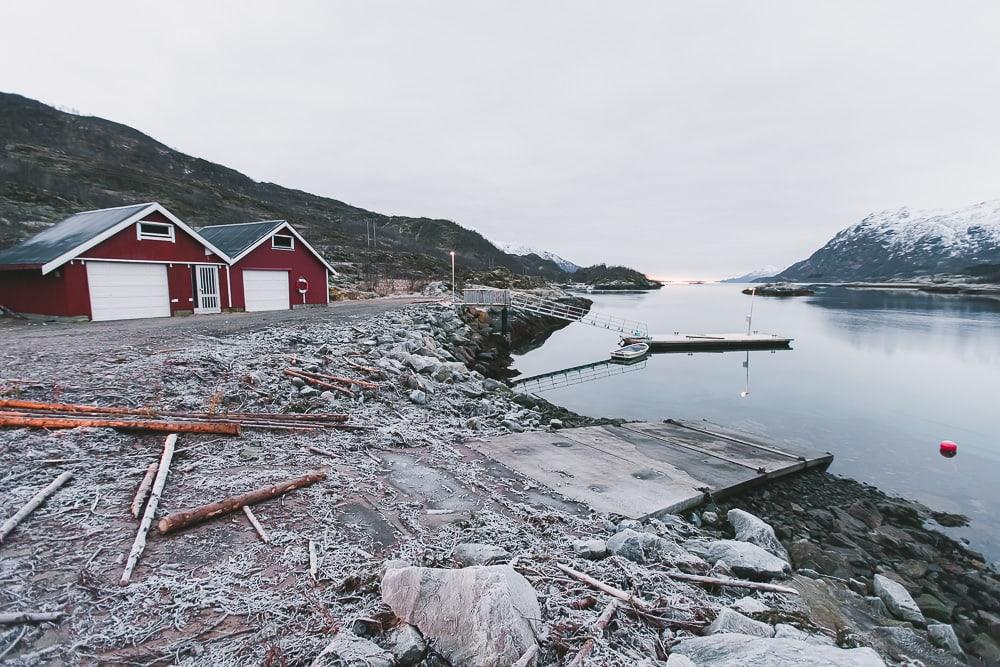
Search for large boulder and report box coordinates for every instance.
[927,624,964,656]
[873,574,925,625]
[705,608,774,638]
[672,634,886,666]
[381,565,540,667]
[705,540,791,580]
[728,509,789,561]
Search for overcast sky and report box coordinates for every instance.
[2,2,999,279]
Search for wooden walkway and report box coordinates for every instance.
[468,419,831,518]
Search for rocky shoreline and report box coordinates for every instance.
[1,295,997,665]
[463,295,1000,664]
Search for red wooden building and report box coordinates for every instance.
[0,203,335,321]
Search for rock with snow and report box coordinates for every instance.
[389,624,427,666]
[572,539,608,560]
[705,608,775,638]
[312,630,393,667]
[502,419,525,433]
[672,634,886,666]
[607,528,646,563]
[927,624,964,656]
[873,574,925,624]
[408,390,427,405]
[731,596,769,615]
[705,540,791,580]
[773,624,836,646]
[381,565,540,667]
[727,509,789,561]
[665,654,698,667]
[451,543,511,566]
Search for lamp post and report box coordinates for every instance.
[449,251,456,302]
[746,286,756,335]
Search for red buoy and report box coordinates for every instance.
[940,440,958,458]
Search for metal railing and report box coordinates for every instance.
[511,358,648,394]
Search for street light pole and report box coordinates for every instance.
[450,251,456,302]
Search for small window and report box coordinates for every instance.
[272,234,294,250]
[137,221,175,242]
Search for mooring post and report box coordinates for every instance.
[501,306,509,338]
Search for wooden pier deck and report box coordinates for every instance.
[623,333,793,351]
[468,419,830,518]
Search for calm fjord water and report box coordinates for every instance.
[512,284,1000,562]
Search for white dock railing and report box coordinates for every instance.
[461,288,648,337]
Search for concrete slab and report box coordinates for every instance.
[469,421,832,518]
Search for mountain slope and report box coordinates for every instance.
[774,200,1000,282]
[0,92,569,279]
[721,265,780,283]
[492,240,580,273]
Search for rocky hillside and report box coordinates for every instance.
[773,200,1000,283]
[0,92,572,280]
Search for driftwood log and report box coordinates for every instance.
[556,563,652,611]
[568,600,618,667]
[157,470,327,535]
[121,434,177,586]
[0,611,63,624]
[0,399,349,423]
[0,471,73,544]
[660,570,800,595]
[130,462,158,518]
[0,414,239,435]
[242,505,269,543]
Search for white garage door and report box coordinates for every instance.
[243,270,290,312]
[87,262,171,322]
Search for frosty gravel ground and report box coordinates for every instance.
[0,300,983,666]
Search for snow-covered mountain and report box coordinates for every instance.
[491,240,580,273]
[721,265,780,283]
[775,200,1000,282]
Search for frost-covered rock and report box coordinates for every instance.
[572,539,608,560]
[389,624,427,666]
[731,596,769,615]
[312,630,393,667]
[607,528,646,563]
[728,508,789,561]
[705,540,791,580]
[451,543,511,566]
[381,565,540,667]
[705,608,774,638]
[773,624,836,646]
[408,390,428,405]
[927,624,963,656]
[673,634,886,666]
[873,574,925,624]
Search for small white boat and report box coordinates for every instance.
[610,342,650,361]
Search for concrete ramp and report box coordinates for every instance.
[468,419,832,518]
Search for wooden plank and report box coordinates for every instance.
[557,426,751,489]
[468,420,833,519]
[623,422,797,474]
[668,418,832,464]
[467,430,710,517]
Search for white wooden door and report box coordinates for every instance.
[87,262,170,321]
[195,265,221,314]
[243,270,290,312]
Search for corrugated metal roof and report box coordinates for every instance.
[0,203,153,268]
[197,220,287,259]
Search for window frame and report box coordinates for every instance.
[136,221,176,242]
[271,233,295,251]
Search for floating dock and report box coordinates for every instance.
[469,419,830,518]
[623,333,792,351]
